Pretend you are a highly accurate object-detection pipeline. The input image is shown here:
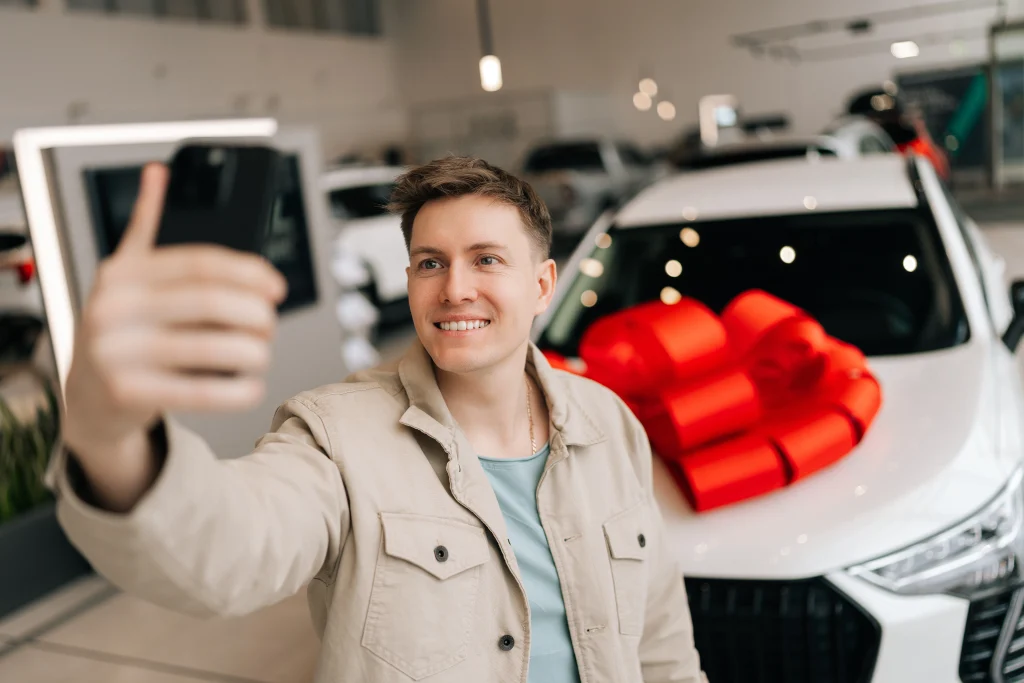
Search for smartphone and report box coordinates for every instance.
[156,142,282,253]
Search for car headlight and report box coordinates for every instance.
[848,468,1024,598]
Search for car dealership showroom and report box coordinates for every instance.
[6,0,1024,682]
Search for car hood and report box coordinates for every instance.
[653,340,1021,579]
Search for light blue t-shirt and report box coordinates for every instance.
[479,445,581,683]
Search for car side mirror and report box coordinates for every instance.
[1002,280,1024,351]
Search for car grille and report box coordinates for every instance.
[684,577,880,683]
[960,588,1024,683]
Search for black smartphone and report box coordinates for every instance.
[156,142,282,253]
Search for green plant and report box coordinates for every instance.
[0,377,59,524]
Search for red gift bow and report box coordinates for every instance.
[544,290,882,512]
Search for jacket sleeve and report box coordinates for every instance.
[46,396,348,619]
[626,410,708,683]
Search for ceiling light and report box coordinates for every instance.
[658,101,677,121]
[639,78,658,96]
[680,227,700,247]
[579,258,605,278]
[682,206,699,221]
[661,287,682,305]
[480,55,503,92]
[581,290,598,307]
[595,233,612,249]
[904,255,918,272]
[871,94,894,111]
[891,41,920,59]
[633,92,653,111]
[780,246,796,264]
[665,260,683,277]
[803,196,818,210]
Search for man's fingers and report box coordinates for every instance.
[159,331,272,375]
[117,163,169,255]
[95,327,272,375]
[143,246,287,304]
[144,287,278,338]
[109,370,266,414]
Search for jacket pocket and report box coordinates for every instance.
[362,513,490,680]
[603,503,650,637]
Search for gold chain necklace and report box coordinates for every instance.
[526,376,537,456]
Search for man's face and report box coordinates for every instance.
[406,195,557,376]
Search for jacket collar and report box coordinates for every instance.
[396,339,605,450]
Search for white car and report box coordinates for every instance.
[535,155,1024,683]
[320,165,410,327]
[672,116,895,170]
[521,139,662,251]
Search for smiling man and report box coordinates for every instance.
[51,156,706,683]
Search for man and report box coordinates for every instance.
[51,156,706,683]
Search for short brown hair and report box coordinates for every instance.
[388,155,552,259]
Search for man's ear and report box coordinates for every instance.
[535,258,558,315]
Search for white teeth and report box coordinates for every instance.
[438,320,489,331]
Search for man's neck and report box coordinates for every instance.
[435,343,532,455]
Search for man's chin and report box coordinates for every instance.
[427,345,491,375]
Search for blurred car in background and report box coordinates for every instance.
[848,86,951,181]
[321,164,410,327]
[520,138,661,253]
[536,154,1024,683]
[669,115,895,170]
[0,182,40,316]
[0,179,47,370]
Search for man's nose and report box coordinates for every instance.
[440,262,478,304]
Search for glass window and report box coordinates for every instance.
[539,209,970,358]
[67,0,246,23]
[263,0,380,35]
[328,183,393,219]
[675,144,837,171]
[164,0,201,19]
[524,143,605,173]
[859,136,890,154]
[616,143,651,168]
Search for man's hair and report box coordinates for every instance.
[388,156,552,260]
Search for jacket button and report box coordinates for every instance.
[498,635,515,651]
[638,533,647,548]
[434,546,449,562]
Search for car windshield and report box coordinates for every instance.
[538,209,970,358]
[675,145,837,170]
[524,143,605,173]
[328,183,393,219]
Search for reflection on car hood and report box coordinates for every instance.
[653,340,1020,579]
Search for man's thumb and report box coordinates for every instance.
[116,163,169,254]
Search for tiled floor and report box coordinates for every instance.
[0,569,320,683]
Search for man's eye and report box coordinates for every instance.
[420,259,440,270]
[479,255,499,266]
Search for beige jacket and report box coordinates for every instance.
[48,342,706,683]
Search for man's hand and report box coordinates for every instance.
[61,163,287,511]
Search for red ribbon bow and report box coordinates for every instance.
[544,290,882,512]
